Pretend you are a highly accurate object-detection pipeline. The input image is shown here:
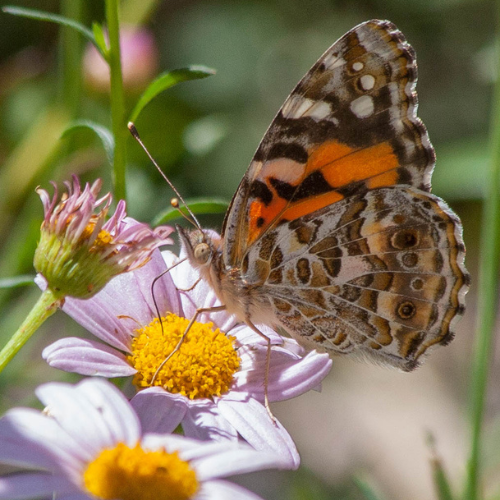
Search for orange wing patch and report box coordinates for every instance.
[247,140,399,245]
[308,140,399,187]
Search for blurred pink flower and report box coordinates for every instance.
[83,26,159,92]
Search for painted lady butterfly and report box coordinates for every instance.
[177,19,469,371]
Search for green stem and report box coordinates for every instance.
[59,0,84,116]
[464,5,500,499]
[105,0,127,201]
[0,289,63,373]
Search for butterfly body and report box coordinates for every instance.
[179,19,469,371]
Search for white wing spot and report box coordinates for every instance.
[282,95,315,119]
[302,100,332,120]
[323,52,345,70]
[352,61,364,72]
[359,74,376,90]
[350,95,374,118]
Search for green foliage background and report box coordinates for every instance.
[0,1,495,499]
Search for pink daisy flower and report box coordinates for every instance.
[41,231,332,468]
[35,175,173,299]
[0,379,291,500]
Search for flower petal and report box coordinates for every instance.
[191,443,293,480]
[61,249,180,351]
[131,389,187,434]
[36,379,140,455]
[74,379,141,446]
[182,399,238,442]
[235,345,332,401]
[0,409,80,471]
[198,480,265,500]
[0,472,76,500]
[42,337,136,377]
[216,395,300,469]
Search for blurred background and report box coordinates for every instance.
[0,0,494,498]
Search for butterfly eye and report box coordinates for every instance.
[194,243,211,264]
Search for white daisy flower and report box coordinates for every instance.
[41,230,332,468]
[0,379,291,500]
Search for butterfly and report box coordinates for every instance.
[177,19,469,372]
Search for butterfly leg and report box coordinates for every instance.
[175,277,202,292]
[246,320,276,425]
[150,304,227,385]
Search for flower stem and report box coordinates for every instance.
[105,0,127,201]
[464,4,500,499]
[0,289,63,373]
[59,0,84,116]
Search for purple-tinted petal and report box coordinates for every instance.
[216,395,300,469]
[74,379,141,446]
[36,380,139,456]
[199,480,265,500]
[35,383,113,460]
[163,249,238,332]
[235,345,332,401]
[61,250,180,351]
[58,494,93,500]
[42,338,136,377]
[233,324,282,347]
[131,389,187,434]
[0,472,77,500]
[182,400,238,442]
[143,435,243,462]
[0,410,78,471]
[192,444,293,480]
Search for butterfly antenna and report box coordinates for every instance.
[170,197,198,227]
[128,122,203,232]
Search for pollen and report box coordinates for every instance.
[128,313,240,399]
[83,442,198,500]
[80,219,114,248]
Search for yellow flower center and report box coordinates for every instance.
[128,313,240,399]
[83,442,198,500]
[80,219,113,248]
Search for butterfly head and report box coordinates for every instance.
[176,225,214,269]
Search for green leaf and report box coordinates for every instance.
[2,6,106,59]
[427,433,456,500]
[0,275,36,289]
[152,198,228,226]
[129,66,216,122]
[62,120,115,166]
[353,476,387,500]
[92,21,109,58]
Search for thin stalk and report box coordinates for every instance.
[105,0,127,201]
[464,4,500,499]
[0,289,63,373]
[59,0,84,116]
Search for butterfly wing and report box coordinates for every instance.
[241,187,468,371]
[214,19,468,369]
[222,19,435,267]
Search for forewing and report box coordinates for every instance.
[222,19,435,267]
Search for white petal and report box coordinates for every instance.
[0,473,77,500]
[192,445,292,480]
[42,337,136,377]
[182,400,238,442]
[36,380,139,456]
[131,389,187,434]
[197,480,265,500]
[217,395,300,469]
[74,379,141,446]
[0,409,85,473]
